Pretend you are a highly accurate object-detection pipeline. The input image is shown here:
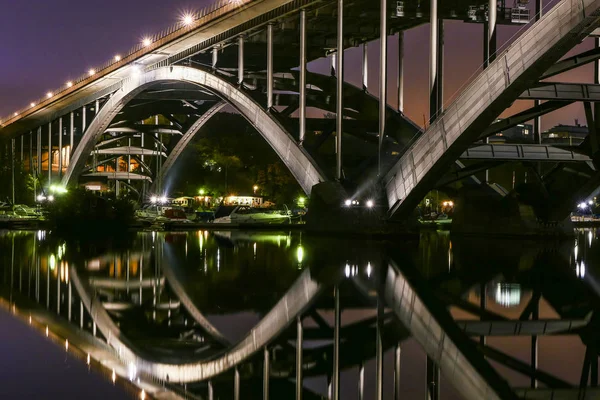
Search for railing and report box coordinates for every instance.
[0,0,253,126]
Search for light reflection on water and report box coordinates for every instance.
[0,228,599,399]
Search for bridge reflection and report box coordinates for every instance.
[1,230,600,399]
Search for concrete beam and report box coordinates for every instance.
[519,83,600,102]
[460,144,592,163]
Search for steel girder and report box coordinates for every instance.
[460,144,592,163]
[520,83,600,102]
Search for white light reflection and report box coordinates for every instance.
[345,264,350,277]
[112,369,116,383]
[217,248,221,271]
[589,230,593,247]
[253,242,257,259]
[366,262,372,278]
[494,283,521,308]
[128,362,137,381]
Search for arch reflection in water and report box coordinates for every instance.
[2,230,600,399]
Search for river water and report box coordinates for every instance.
[0,228,597,399]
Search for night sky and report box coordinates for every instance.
[0,0,593,130]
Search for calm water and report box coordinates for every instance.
[0,228,598,399]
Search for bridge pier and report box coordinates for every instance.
[263,347,269,400]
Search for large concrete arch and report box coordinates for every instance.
[150,101,226,195]
[62,66,326,195]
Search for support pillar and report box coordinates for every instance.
[20,135,23,163]
[80,300,83,329]
[263,347,270,400]
[37,127,42,179]
[484,0,497,182]
[299,10,307,144]
[212,47,218,70]
[267,24,274,109]
[437,18,444,115]
[397,32,404,113]
[378,0,387,176]
[531,299,539,388]
[535,1,543,141]
[335,0,344,181]
[68,281,72,321]
[29,132,33,175]
[296,316,303,400]
[332,285,341,400]
[394,345,401,400]
[82,105,86,133]
[426,356,440,400]
[208,380,214,400]
[58,117,63,179]
[362,43,368,92]
[238,36,244,85]
[48,122,52,184]
[358,363,365,400]
[69,112,74,156]
[11,139,15,205]
[234,367,240,400]
[429,0,438,123]
[376,287,384,400]
[480,284,486,346]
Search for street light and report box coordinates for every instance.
[88,69,96,76]
[142,37,152,47]
[114,55,122,62]
[366,200,374,208]
[66,81,73,88]
[199,188,205,195]
[150,196,158,204]
[253,185,258,194]
[182,13,194,26]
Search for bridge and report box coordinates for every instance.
[2,230,600,399]
[2,0,600,233]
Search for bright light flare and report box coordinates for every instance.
[150,196,158,204]
[30,102,35,107]
[46,92,53,98]
[182,13,194,25]
[66,81,73,88]
[142,37,152,47]
[13,112,18,116]
[114,55,122,62]
[366,200,374,208]
[344,199,351,207]
[88,69,96,76]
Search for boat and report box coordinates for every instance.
[213,205,291,225]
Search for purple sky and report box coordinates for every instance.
[0,0,593,130]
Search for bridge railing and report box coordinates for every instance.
[0,0,250,127]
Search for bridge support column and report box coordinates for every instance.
[238,36,244,85]
[79,300,83,329]
[480,284,486,346]
[397,32,404,113]
[335,0,344,180]
[299,9,307,144]
[234,367,240,400]
[69,112,74,157]
[82,105,86,133]
[263,347,270,400]
[332,285,341,400]
[429,0,438,123]
[11,139,15,205]
[29,132,32,176]
[426,356,440,400]
[362,43,368,92]
[296,316,303,400]
[68,281,72,321]
[358,362,365,400]
[267,24,274,109]
[48,122,52,184]
[58,117,63,179]
[376,286,384,400]
[208,380,214,400]
[20,135,23,164]
[36,127,41,182]
[394,345,401,400]
[531,298,539,388]
[378,0,387,175]
[533,0,543,144]
[212,47,218,70]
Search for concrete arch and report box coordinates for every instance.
[150,101,226,194]
[62,66,326,195]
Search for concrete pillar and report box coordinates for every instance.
[376,288,384,400]
[394,345,401,400]
[48,122,52,184]
[332,285,341,400]
[534,0,543,144]
[80,300,83,329]
[263,347,270,400]
[20,135,23,163]
[238,36,244,85]
[69,112,74,156]
[58,117,63,179]
[426,356,440,400]
[212,47,218,70]
[208,380,214,400]
[437,18,444,115]
[397,32,404,113]
[378,0,387,176]
[11,139,15,205]
[358,363,365,400]
[68,281,72,321]
[299,10,307,144]
[82,105,86,132]
[267,24,274,109]
[531,300,538,388]
[488,0,497,64]
[296,316,303,400]
[480,284,486,346]
[362,43,368,92]
[335,0,344,181]
[29,132,33,175]
[429,0,438,123]
[234,367,240,400]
